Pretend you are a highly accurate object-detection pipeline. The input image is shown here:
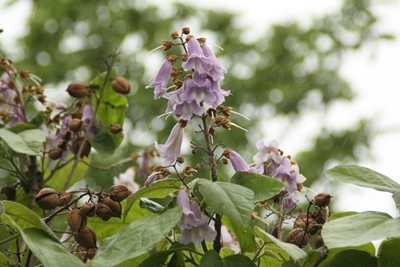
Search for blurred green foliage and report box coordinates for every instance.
[0,0,389,189]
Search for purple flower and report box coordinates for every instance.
[155,121,185,165]
[176,190,216,247]
[253,140,283,172]
[113,167,140,193]
[200,42,227,82]
[146,59,173,99]
[145,171,162,187]
[227,150,263,173]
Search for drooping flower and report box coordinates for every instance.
[146,57,174,99]
[200,41,227,82]
[144,171,162,187]
[113,167,140,193]
[225,150,263,174]
[253,139,283,173]
[176,190,217,247]
[155,121,185,166]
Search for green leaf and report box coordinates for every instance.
[0,252,16,266]
[114,254,149,267]
[392,191,400,209]
[325,165,400,193]
[0,129,46,156]
[199,250,256,267]
[198,179,254,227]
[168,252,186,267]
[254,226,307,261]
[222,216,257,253]
[123,179,181,221]
[89,71,127,154]
[230,172,285,202]
[1,201,86,267]
[378,238,400,267]
[138,243,196,267]
[322,211,400,249]
[324,250,377,267]
[92,206,182,267]
[139,198,165,213]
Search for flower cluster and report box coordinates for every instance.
[226,140,306,208]
[176,190,216,247]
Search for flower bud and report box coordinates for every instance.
[74,226,97,249]
[109,185,131,202]
[170,31,179,39]
[68,208,87,232]
[81,202,97,217]
[285,228,309,248]
[48,147,64,160]
[96,203,114,221]
[112,77,131,94]
[102,196,122,218]
[66,82,89,98]
[69,119,83,132]
[182,27,190,35]
[110,123,123,134]
[314,193,333,208]
[35,188,60,210]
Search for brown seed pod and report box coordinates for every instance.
[314,193,333,208]
[86,247,98,260]
[285,228,309,248]
[109,123,123,134]
[66,82,89,98]
[293,213,317,232]
[74,226,97,249]
[48,147,64,160]
[68,208,87,232]
[96,203,114,221]
[111,77,131,95]
[314,234,324,249]
[35,188,60,210]
[69,118,83,132]
[109,185,131,202]
[58,191,73,206]
[74,250,87,263]
[102,196,122,218]
[81,202,97,217]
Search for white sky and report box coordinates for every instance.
[1,0,400,216]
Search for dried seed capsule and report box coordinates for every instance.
[74,226,97,249]
[102,196,122,218]
[68,208,87,232]
[293,213,317,233]
[69,118,83,132]
[285,228,309,248]
[66,82,89,98]
[74,250,87,263]
[96,203,114,221]
[314,193,333,208]
[81,202,97,217]
[48,147,64,160]
[109,185,131,202]
[86,247,98,260]
[58,191,73,206]
[314,234,324,249]
[111,77,131,94]
[35,188,60,210]
[110,123,123,134]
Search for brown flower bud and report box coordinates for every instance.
[161,40,173,51]
[111,77,131,94]
[222,158,228,165]
[285,228,309,248]
[96,203,114,221]
[195,163,202,171]
[58,191,73,206]
[182,27,190,35]
[109,185,131,202]
[314,234,324,249]
[102,196,122,218]
[74,250,87,263]
[170,30,179,39]
[48,147,64,160]
[110,123,123,134]
[81,202,97,217]
[176,156,185,164]
[66,82,89,98]
[69,119,83,132]
[1,186,16,201]
[74,226,97,249]
[68,208,87,232]
[314,193,333,208]
[35,188,60,210]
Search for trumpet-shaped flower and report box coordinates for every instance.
[146,59,173,99]
[155,121,185,165]
[228,150,263,174]
[113,167,140,193]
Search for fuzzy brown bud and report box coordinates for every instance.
[176,156,185,164]
[66,82,89,98]
[170,31,180,39]
[161,40,173,51]
[110,123,123,134]
[195,163,202,171]
[74,227,97,249]
[35,188,60,210]
[109,185,131,202]
[102,196,122,218]
[68,208,87,232]
[81,202,97,217]
[112,77,131,95]
[182,27,190,35]
[48,147,64,160]
[314,193,333,208]
[69,119,83,132]
[285,228,309,248]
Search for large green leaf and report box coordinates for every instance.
[138,243,198,267]
[0,252,16,266]
[323,250,377,267]
[230,172,285,202]
[89,71,127,155]
[123,179,181,221]
[92,206,182,267]
[322,211,400,249]
[378,238,400,267]
[222,216,257,253]
[1,201,86,267]
[199,250,256,267]
[198,179,254,227]
[325,165,400,193]
[254,227,307,261]
[0,128,46,156]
